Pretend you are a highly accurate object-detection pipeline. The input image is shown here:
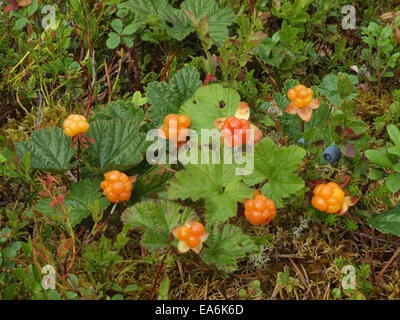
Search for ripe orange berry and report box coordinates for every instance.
[176,225,191,241]
[63,114,89,137]
[221,116,252,146]
[287,85,314,108]
[188,222,205,237]
[311,182,345,214]
[174,221,206,250]
[178,115,191,128]
[100,170,133,203]
[161,114,191,143]
[244,191,276,226]
[164,114,179,127]
[186,236,201,248]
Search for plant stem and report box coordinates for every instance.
[300,118,304,134]
[110,202,118,216]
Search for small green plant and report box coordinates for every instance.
[238,280,262,299]
[106,19,143,49]
[361,22,400,91]
[365,124,400,193]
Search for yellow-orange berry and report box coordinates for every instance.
[101,170,133,203]
[244,191,276,226]
[287,85,314,108]
[63,114,89,137]
[174,221,206,249]
[160,114,191,144]
[311,182,345,214]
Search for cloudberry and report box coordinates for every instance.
[100,170,133,203]
[287,85,314,108]
[244,191,276,226]
[174,221,207,250]
[221,116,251,146]
[159,114,191,142]
[63,114,89,137]
[311,182,345,214]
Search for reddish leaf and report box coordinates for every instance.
[344,143,355,158]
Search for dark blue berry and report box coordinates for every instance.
[323,146,342,163]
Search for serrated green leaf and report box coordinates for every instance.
[181,0,236,45]
[91,100,144,124]
[33,178,108,227]
[124,0,169,16]
[146,66,201,125]
[168,160,252,224]
[64,177,110,226]
[15,127,76,173]
[180,84,241,130]
[83,119,147,173]
[121,200,195,251]
[202,224,257,272]
[368,205,400,237]
[242,137,306,207]
[319,73,358,106]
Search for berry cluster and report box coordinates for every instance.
[63,114,89,137]
[175,222,206,248]
[311,182,345,214]
[221,116,251,147]
[159,114,191,142]
[100,170,133,203]
[287,85,313,108]
[244,191,276,225]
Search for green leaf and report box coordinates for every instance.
[365,149,393,169]
[124,0,170,16]
[28,2,39,16]
[180,84,241,130]
[146,66,201,125]
[158,277,170,300]
[111,19,124,33]
[387,125,400,147]
[33,178,108,227]
[83,119,147,173]
[13,18,27,31]
[64,178,110,226]
[368,205,400,237]
[15,127,76,173]
[1,242,21,258]
[181,0,237,45]
[242,137,306,207]
[168,160,252,224]
[106,32,121,49]
[202,224,257,272]
[122,22,143,35]
[319,73,358,106]
[132,91,148,106]
[121,200,195,251]
[386,173,400,193]
[124,0,193,41]
[91,100,144,124]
